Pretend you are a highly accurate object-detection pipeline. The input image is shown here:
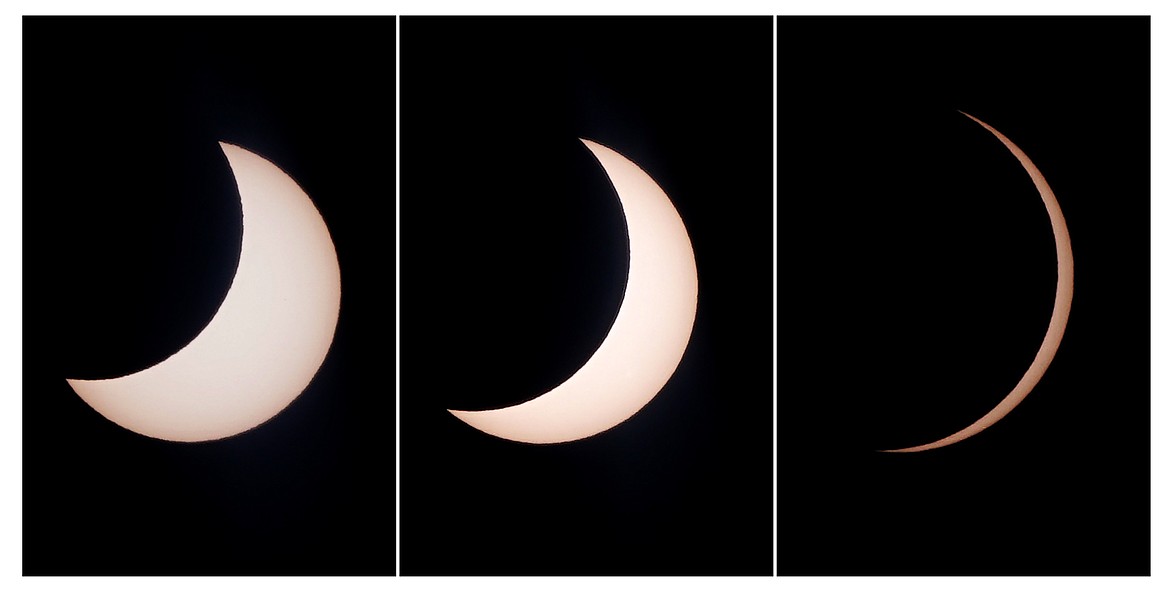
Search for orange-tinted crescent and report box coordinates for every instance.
[883,113,1074,452]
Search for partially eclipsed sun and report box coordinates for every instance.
[882,113,1074,452]
[67,142,341,442]
[448,139,699,444]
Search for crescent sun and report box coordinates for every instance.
[66,142,342,442]
[883,113,1074,453]
[447,139,699,444]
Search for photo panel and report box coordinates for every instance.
[399,16,774,575]
[777,16,1150,575]
[23,16,396,575]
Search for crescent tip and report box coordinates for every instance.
[218,141,236,160]
[217,141,249,162]
[958,110,985,126]
[958,111,1004,140]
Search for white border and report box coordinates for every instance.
[11,0,1168,16]
[6,3,1165,596]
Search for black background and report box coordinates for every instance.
[23,17,395,575]
[777,17,1149,575]
[400,17,773,575]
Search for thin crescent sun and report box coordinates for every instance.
[882,113,1074,452]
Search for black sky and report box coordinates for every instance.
[23,16,395,575]
[399,16,774,575]
[777,16,1150,575]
